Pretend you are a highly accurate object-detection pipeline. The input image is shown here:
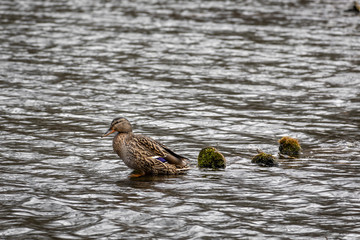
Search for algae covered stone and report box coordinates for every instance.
[251,152,278,167]
[198,147,226,169]
[278,136,301,158]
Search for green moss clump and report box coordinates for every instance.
[251,152,278,167]
[278,136,301,158]
[198,147,226,169]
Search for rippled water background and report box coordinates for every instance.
[1,0,360,239]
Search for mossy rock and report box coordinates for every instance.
[278,136,301,158]
[198,147,226,169]
[251,152,278,167]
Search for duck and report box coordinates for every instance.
[102,117,190,177]
[345,1,360,12]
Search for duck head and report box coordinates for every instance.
[102,117,133,137]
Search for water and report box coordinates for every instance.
[1,0,360,239]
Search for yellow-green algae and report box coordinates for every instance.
[278,136,301,158]
[251,152,278,167]
[198,147,226,169]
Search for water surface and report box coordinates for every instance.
[1,0,360,239]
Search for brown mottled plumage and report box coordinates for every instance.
[102,117,189,177]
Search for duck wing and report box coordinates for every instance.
[132,134,188,167]
[135,156,190,175]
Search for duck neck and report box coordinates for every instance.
[115,131,130,140]
[113,132,131,160]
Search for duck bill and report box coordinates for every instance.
[102,129,116,138]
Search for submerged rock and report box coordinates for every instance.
[198,147,226,169]
[251,152,278,167]
[278,136,301,158]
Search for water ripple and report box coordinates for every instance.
[1,0,360,239]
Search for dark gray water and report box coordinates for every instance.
[1,0,360,239]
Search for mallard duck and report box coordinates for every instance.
[345,1,360,12]
[354,1,360,12]
[102,117,190,177]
